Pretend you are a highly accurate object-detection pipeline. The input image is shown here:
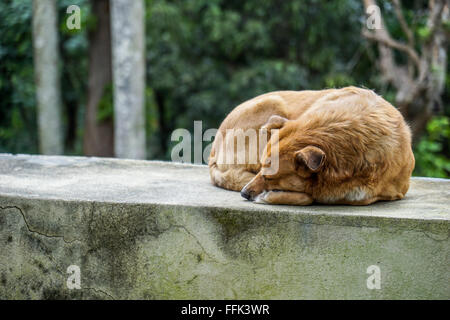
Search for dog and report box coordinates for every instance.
[208,86,415,205]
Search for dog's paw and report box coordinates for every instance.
[254,191,270,204]
[254,190,313,205]
[254,190,282,204]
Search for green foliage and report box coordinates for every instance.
[0,0,448,178]
[0,0,37,153]
[414,117,450,178]
[145,0,368,159]
[0,0,88,155]
[96,84,114,122]
[417,26,431,41]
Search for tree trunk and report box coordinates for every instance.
[110,0,146,159]
[32,0,63,155]
[362,0,449,143]
[84,0,114,157]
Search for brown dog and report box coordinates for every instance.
[208,86,415,205]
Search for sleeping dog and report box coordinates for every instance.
[208,86,415,205]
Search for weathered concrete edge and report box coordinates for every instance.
[1,193,448,238]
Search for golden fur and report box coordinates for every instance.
[208,86,415,205]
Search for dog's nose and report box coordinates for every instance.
[241,189,252,200]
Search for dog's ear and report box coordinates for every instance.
[295,146,326,172]
[261,115,288,131]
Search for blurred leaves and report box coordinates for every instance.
[0,0,37,153]
[96,84,114,122]
[145,0,366,159]
[414,117,450,178]
[0,0,448,177]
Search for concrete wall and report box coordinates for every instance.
[0,154,448,299]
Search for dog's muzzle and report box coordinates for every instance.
[240,189,252,201]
